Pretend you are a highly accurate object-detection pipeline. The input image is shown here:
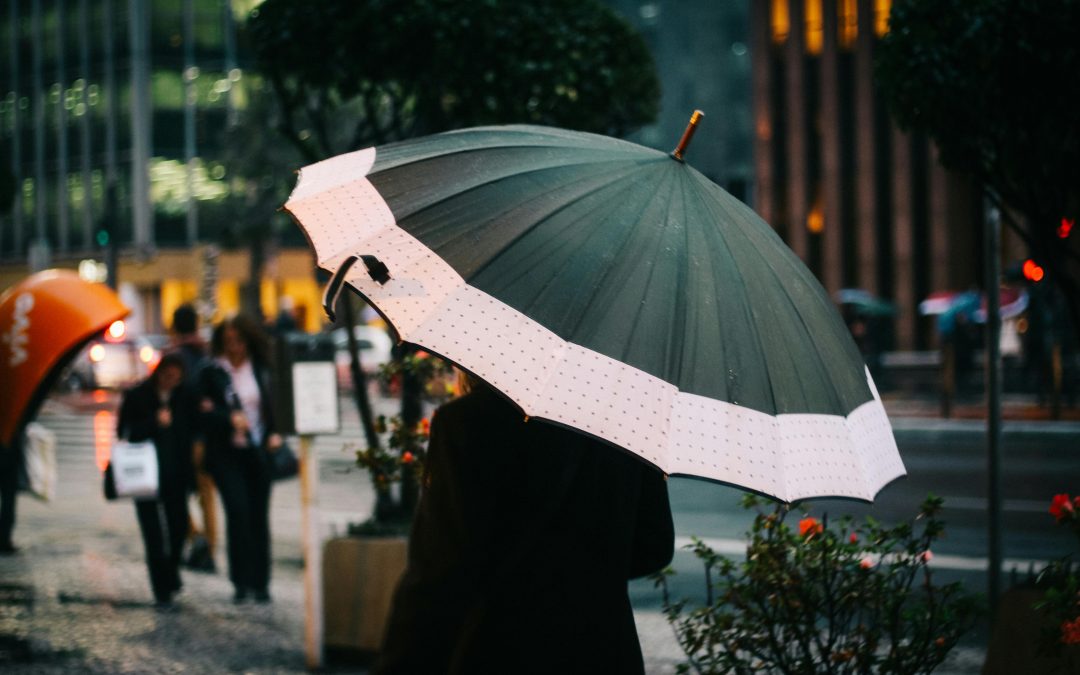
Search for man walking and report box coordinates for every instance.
[171,303,217,572]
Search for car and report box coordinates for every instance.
[61,321,162,391]
[331,325,394,389]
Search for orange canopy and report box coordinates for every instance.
[0,270,128,447]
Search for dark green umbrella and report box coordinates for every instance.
[286,122,903,502]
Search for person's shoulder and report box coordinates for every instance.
[435,387,516,424]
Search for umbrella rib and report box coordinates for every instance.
[380,155,649,225]
[490,176,651,300]
[701,174,852,412]
[616,165,681,366]
[564,163,680,341]
[687,176,778,412]
[463,160,658,282]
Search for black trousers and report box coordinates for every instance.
[135,492,188,602]
[210,449,272,593]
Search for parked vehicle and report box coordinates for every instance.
[62,321,161,391]
[331,325,394,389]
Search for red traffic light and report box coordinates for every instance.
[1022,259,1045,283]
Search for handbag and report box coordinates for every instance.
[103,440,159,500]
[267,441,299,481]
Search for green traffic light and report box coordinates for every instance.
[96,230,109,246]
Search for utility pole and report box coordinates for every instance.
[985,202,1003,615]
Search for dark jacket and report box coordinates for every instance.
[377,386,675,675]
[116,378,196,499]
[197,359,276,467]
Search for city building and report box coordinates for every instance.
[748,0,1019,350]
[0,0,321,334]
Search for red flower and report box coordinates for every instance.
[1062,617,1080,645]
[919,550,934,563]
[799,517,823,537]
[401,451,416,465]
[419,418,431,435]
[849,533,858,544]
[1050,494,1074,521]
[859,558,873,570]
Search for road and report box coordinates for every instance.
[7,389,1075,672]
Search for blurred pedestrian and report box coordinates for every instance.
[376,375,675,674]
[170,303,217,573]
[198,315,281,604]
[116,352,196,610]
[0,436,21,555]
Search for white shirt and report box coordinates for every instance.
[217,357,265,447]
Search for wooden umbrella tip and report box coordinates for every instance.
[671,109,705,162]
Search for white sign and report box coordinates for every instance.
[292,362,339,435]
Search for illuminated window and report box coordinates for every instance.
[807,198,825,234]
[771,0,790,45]
[805,0,823,55]
[875,0,892,36]
[839,0,858,48]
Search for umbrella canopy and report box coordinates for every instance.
[0,270,128,447]
[919,288,1028,335]
[286,125,903,502]
[835,288,897,318]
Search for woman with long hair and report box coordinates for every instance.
[198,314,281,603]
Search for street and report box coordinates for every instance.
[2,388,1077,673]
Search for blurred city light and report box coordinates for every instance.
[1022,259,1045,283]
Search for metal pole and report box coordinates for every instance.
[300,434,323,669]
[985,202,1003,615]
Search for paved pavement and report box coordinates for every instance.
[2,389,1071,673]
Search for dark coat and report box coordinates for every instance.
[116,378,196,499]
[197,359,277,468]
[377,386,675,675]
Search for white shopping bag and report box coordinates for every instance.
[109,440,159,499]
[21,422,57,501]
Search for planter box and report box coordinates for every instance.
[322,535,408,654]
[983,587,1080,674]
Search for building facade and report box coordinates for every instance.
[751,0,993,350]
[0,0,320,333]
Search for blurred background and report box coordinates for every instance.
[0,0,1075,409]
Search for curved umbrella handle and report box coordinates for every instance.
[321,255,391,321]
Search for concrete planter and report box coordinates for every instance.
[983,587,1080,674]
[322,535,408,654]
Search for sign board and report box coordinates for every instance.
[273,332,338,436]
[292,362,339,435]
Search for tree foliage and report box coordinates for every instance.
[246,0,660,162]
[876,0,1080,308]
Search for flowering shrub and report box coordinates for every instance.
[347,351,454,536]
[654,495,981,674]
[1033,493,1080,652]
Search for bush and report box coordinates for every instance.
[1033,493,1080,652]
[654,495,981,674]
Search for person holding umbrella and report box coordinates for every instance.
[376,373,674,674]
[116,352,197,610]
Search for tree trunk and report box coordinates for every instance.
[245,237,266,322]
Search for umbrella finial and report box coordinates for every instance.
[671,110,705,162]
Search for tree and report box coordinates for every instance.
[246,0,660,161]
[246,0,661,525]
[876,0,1080,339]
[211,84,302,322]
